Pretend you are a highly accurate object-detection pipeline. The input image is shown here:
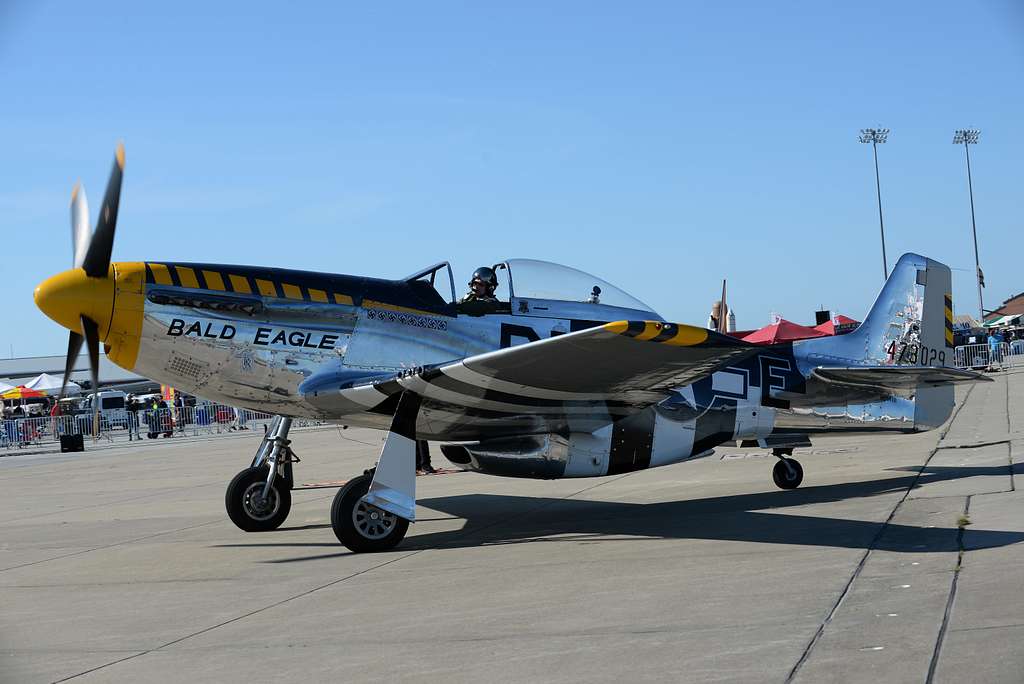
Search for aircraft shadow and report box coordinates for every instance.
[252,462,1024,563]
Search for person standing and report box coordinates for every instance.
[49,398,62,437]
[988,329,1004,367]
[158,399,173,437]
[2,406,15,447]
[416,440,435,474]
[233,405,249,431]
[173,394,185,433]
[126,395,139,440]
[146,396,160,439]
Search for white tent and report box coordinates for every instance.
[0,380,13,394]
[984,313,1023,328]
[24,373,81,396]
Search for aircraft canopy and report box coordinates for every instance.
[406,258,659,317]
[502,259,657,315]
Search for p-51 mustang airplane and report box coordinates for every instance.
[35,145,990,552]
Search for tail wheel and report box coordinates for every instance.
[331,473,409,553]
[225,466,292,532]
[772,458,803,489]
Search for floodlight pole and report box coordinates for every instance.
[871,140,887,281]
[954,129,984,324]
[859,128,890,281]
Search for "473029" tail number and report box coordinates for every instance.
[886,340,946,366]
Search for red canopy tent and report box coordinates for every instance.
[742,319,829,345]
[813,314,860,336]
[1,385,46,400]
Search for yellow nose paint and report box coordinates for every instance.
[107,262,146,369]
[34,262,146,371]
[34,267,116,337]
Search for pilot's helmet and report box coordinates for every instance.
[470,266,498,291]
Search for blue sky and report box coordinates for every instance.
[2,1,1022,356]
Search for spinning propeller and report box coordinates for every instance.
[49,144,125,437]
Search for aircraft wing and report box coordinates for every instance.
[811,365,992,398]
[450,321,755,398]
[319,321,757,439]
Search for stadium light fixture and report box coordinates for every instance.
[953,128,984,323]
[859,127,890,280]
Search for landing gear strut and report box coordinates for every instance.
[332,392,421,553]
[771,447,803,489]
[225,416,299,531]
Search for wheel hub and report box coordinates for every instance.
[353,499,397,540]
[242,482,280,521]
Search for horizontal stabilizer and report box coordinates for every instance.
[812,366,991,396]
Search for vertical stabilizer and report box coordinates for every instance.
[845,253,952,366]
[799,253,956,429]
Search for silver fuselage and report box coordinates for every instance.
[131,264,925,442]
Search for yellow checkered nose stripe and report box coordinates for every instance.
[144,263,356,306]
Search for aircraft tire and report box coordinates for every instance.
[225,467,292,532]
[331,474,409,552]
[772,458,803,490]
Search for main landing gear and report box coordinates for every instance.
[331,392,422,553]
[225,395,420,554]
[226,416,298,532]
[330,469,410,552]
[771,447,803,490]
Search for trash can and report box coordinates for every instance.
[60,434,84,453]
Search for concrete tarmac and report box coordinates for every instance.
[2,372,1022,683]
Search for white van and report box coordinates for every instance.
[83,390,129,429]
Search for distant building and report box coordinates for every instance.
[952,314,979,332]
[986,292,1024,322]
[0,353,152,392]
[708,300,726,331]
[708,301,738,332]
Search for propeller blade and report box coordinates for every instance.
[70,182,91,269]
[81,143,125,278]
[60,331,84,402]
[81,316,101,439]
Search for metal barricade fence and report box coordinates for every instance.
[1010,340,1024,367]
[953,342,1022,370]
[0,415,79,449]
[2,402,323,450]
[136,405,279,438]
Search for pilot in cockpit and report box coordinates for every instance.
[460,267,499,304]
